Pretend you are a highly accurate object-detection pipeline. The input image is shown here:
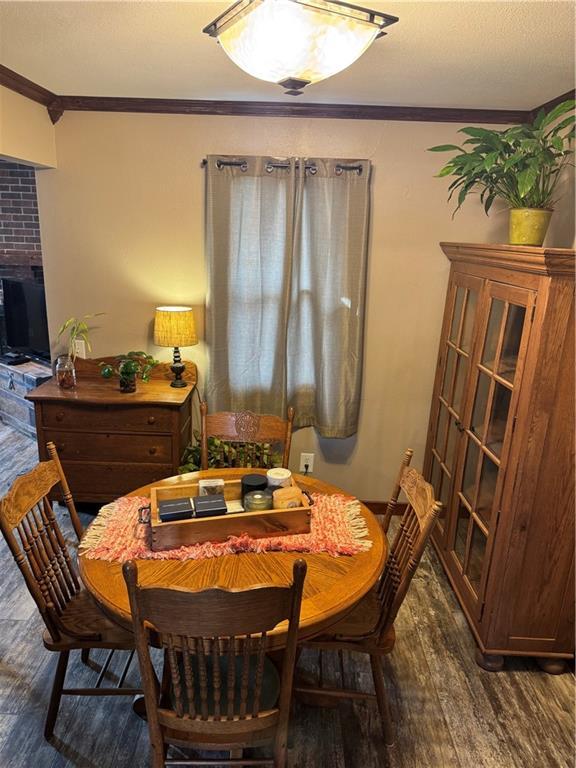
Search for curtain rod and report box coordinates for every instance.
[200,158,363,175]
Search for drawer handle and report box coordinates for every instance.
[56,411,65,422]
[149,447,158,455]
[57,443,65,453]
[147,416,156,425]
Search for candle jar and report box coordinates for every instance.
[243,490,273,512]
[55,354,76,389]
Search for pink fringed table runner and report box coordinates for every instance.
[80,493,372,562]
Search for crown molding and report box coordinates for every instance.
[529,89,576,121]
[56,94,530,124]
[0,64,572,126]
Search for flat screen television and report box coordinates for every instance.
[1,278,50,362]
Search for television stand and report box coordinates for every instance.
[0,352,30,365]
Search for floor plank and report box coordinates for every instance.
[0,421,573,767]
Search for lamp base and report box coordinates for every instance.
[170,347,188,388]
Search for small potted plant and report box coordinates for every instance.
[56,313,104,389]
[429,99,574,246]
[100,351,158,393]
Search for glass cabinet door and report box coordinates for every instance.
[446,281,536,617]
[427,274,482,543]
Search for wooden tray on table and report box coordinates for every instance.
[149,477,312,551]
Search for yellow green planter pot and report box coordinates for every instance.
[509,208,553,246]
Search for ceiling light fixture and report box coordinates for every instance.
[203,0,399,96]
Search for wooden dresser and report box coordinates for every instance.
[424,242,574,673]
[27,358,196,503]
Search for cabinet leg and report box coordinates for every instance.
[536,658,568,675]
[474,647,504,671]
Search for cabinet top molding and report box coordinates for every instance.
[440,242,575,279]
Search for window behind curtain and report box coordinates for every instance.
[205,156,371,438]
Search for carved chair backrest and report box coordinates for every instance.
[380,448,413,533]
[200,402,295,470]
[376,466,441,638]
[123,559,306,750]
[0,443,83,642]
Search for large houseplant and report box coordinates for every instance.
[429,99,575,245]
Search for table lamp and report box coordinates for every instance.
[153,306,198,388]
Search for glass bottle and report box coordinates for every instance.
[55,354,76,389]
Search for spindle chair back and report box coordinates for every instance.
[0,442,139,740]
[200,402,295,470]
[297,456,441,746]
[123,558,307,768]
[0,441,83,642]
[380,448,413,533]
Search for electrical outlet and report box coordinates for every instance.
[73,339,87,359]
[299,452,315,474]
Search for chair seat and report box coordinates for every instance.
[304,588,396,653]
[43,589,135,650]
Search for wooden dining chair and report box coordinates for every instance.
[0,441,139,740]
[380,448,413,533]
[200,401,295,470]
[123,558,307,768]
[295,458,441,746]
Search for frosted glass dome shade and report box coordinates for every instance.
[204,0,398,93]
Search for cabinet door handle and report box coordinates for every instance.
[149,447,157,455]
[56,411,65,422]
[455,420,464,432]
[147,416,156,425]
[57,443,65,453]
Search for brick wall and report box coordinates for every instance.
[0,159,44,344]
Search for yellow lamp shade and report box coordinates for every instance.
[154,306,198,348]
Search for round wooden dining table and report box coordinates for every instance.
[79,469,387,649]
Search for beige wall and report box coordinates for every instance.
[0,86,56,167]
[35,111,575,499]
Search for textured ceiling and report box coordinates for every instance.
[0,1,574,108]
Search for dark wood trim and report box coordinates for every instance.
[0,63,56,107]
[0,63,572,126]
[57,95,529,124]
[529,89,575,121]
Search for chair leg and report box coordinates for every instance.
[370,654,395,747]
[81,648,90,665]
[44,650,70,740]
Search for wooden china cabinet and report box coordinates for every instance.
[424,242,574,673]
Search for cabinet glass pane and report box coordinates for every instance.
[477,453,498,525]
[453,355,469,413]
[450,286,465,344]
[454,501,470,568]
[442,346,456,400]
[435,404,449,460]
[439,469,452,511]
[460,290,478,353]
[462,439,480,505]
[498,304,526,384]
[445,417,460,474]
[486,382,512,458]
[467,523,487,595]
[430,455,442,505]
[471,373,491,440]
[482,299,505,370]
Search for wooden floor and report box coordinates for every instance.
[0,420,574,768]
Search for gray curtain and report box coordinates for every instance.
[205,155,371,438]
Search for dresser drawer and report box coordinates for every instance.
[48,430,173,463]
[41,402,174,433]
[60,461,174,501]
